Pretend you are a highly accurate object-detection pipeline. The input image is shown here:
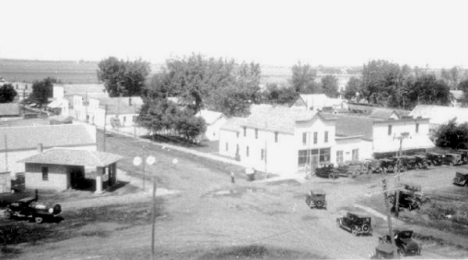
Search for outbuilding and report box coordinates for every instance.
[19,149,123,193]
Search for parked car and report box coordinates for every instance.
[315,163,338,179]
[426,152,444,166]
[453,171,468,186]
[393,156,418,172]
[379,230,422,256]
[4,196,61,223]
[387,183,430,211]
[455,149,468,164]
[414,154,430,169]
[380,158,398,173]
[305,189,327,209]
[366,159,384,173]
[370,243,397,259]
[443,153,463,166]
[336,211,372,236]
[10,173,25,193]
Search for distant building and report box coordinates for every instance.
[0,103,21,119]
[291,94,347,112]
[196,110,228,141]
[219,117,247,159]
[409,104,468,133]
[450,90,464,107]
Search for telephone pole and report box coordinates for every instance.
[394,132,410,218]
[103,105,108,152]
[381,174,398,257]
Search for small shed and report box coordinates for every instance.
[19,149,123,193]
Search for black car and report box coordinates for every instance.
[455,149,468,164]
[388,183,430,211]
[4,196,61,223]
[453,171,468,186]
[380,158,398,173]
[379,230,422,256]
[426,152,444,166]
[336,211,372,236]
[443,153,463,166]
[305,189,327,209]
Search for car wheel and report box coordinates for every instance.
[362,224,370,233]
[352,228,358,236]
[315,200,324,208]
[347,172,353,178]
[5,211,12,219]
[34,216,44,224]
[388,166,393,172]
[397,248,405,257]
[329,173,336,179]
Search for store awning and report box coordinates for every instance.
[373,135,435,153]
[47,100,63,108]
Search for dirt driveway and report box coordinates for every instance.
[4,134,468,259]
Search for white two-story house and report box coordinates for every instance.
[221,106,371,176]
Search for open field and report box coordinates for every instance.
[2,132,468,259]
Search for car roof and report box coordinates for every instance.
[456,171,468,176]
[311,189,326,194]
[347,211,371,218]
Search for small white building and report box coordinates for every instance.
[47,86,70,117]
[409,104,468,134]
[196,110,228,141]
[291,94,348,112]
[219,117,246,159]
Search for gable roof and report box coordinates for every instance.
[220,117,247,132]
[0,103,21,116]
[0,118,50,127]
[369,108,399,120]
[196,110,227,125]
[0,124,96,152]
[19,149,122,167]
[243,106,322,134]
[409,104,468,125]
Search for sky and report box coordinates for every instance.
[0,0,467,68]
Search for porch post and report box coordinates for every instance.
[95,167,103,194]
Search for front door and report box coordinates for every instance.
[311,155,320,171]
[69,167,84,189]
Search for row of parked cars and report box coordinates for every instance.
[305,189,422,258]
[315,149,468,179]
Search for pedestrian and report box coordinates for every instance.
[231,171,235,184]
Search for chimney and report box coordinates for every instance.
[129,97,132,106]
[37,143,43,153]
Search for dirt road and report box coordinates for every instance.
[4,134,468,259]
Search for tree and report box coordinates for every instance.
[290,62,319,93]
[344,77,362,100]
[440,66,463,90]
[0,84,18,103]
[403,74,452,109]
[458,79,468,106]
[321,75,339,98]
[97,57,150,97]
[435,119,468,149]
[261,83,298,105]
[30,77,57,107]
[361,60,401,105]
[145,54,261,117]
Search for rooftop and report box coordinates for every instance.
[409,104,468,125]
[196,109,227,125]
[93,96,143,115]
[0,124,96,152]
[323,113,374,140]
[19,149,122,167]
[0,103,21,116]
[220,117,247,132]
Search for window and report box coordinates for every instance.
[236,132,239,138]
[325,131,329,143]
[275,132,278,143]
[302,133,307,145]
[225,142,229,151]
[42,167,48,181]
[388,125,392,136]
[132,116,137,122]
[123,116,126,123]
[255,129,258,139]
[298,150,310,166]
[313,132,318,144]
[416,123,419,133]
[319,148,331,162]
[261,149,264,160]
[337,151,344,164]
[352,149,359,161]
[243,127,246,137]
[246,146,249,157]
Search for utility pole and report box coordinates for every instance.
[394,132,410,218]
[151,175,157,260]
[103,105,108,152]
[4,135,8,172]
[264,120,268,175]
[381,174,397,256]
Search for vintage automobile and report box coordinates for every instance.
[4,196,61,223]
[396,155,429,171]
[336,211,372,236]
[443,153,463,166]
[453,171,468,186]
[10,174,25,193]
[315,163,339,179]
[370,243,397,259]
[387,183,430,211]
[455,149,468,164]
[305,189,327,209]
[379,230,422,256]
[366,159,384,174]
[414,154,430,169]
[379,158,398,173]
[426,152,444,166]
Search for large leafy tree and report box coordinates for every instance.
[403,74,452,109]
[261,83,298,105]
[458,79,468,107]
[321,75,339,98]
[344,77,362,100]
[30,77,57,107]
[435,119,468,149]
[97,57,150,97]
[145,54,261,117]
[361,60,402,105]
[0,83,18,103]
[290,62,320,93]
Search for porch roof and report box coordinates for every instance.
[19,149,123,167]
